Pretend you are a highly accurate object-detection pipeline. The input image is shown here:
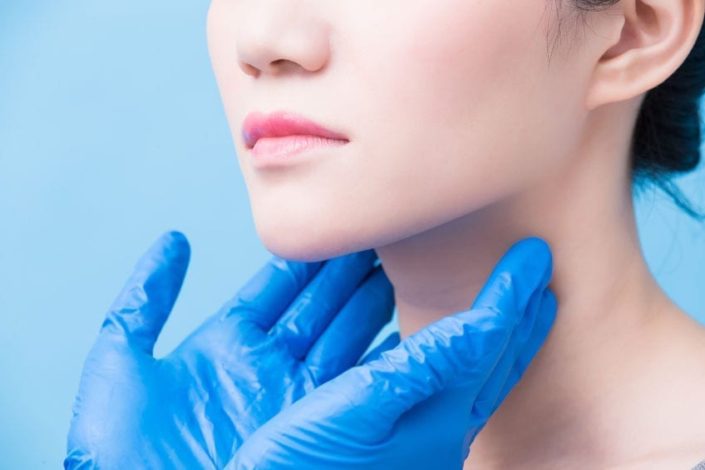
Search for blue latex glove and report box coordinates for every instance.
[64,231,398,469]
[228,237,557,469]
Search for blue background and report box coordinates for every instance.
[1,1,704,467]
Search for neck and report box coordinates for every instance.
[373,102,676,464]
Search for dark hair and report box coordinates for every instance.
[559,1,705,220]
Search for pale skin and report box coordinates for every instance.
[206,0,705,468]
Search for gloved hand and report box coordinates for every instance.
[227,237,557,470]
[64,231,398,469]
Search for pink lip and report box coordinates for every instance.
[248,135,349,168]
[241,111,349,150]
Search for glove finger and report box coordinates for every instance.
[227,255,326,330]
[471,237,554,317]
[269,250,378,359]
[467,287,556,430]
[358,331,401,365]
[485,288,557,416]
[305,267,395,384]
[100,231,190,355]
[336,237,553,436]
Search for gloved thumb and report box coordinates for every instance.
[99,231,190,355]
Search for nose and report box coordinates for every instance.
[235,3,331,78]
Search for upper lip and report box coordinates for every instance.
[241,111,349,149]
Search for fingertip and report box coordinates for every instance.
[509,236,553,285]
[363,266,395,310]
[158,230,191,260]
[515,235,551,254]
[147,231,191,277]
[163,229,187,243]
[472,236,555,316]
[101,231,192,353]
[334,249,378,271]
[386,331,401,345]
[131,231,192,289]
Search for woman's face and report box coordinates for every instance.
[207,0,593,261]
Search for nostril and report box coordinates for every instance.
[267,59,301,75]
[239,61,260,78]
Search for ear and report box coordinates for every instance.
[585,0,705,111]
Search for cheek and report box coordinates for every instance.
[343,1,578,235]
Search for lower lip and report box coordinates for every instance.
[249,135,348,167]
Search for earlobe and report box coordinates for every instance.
[585,0,705,111]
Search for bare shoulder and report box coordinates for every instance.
[602,306,705,469]
[628,307,705,469]
[604,445,705,470]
